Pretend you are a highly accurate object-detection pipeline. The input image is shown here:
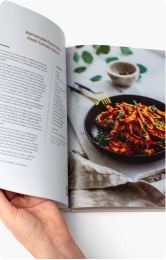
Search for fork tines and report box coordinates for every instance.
[96,92,111,105]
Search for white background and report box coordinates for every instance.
[0,0,165,259]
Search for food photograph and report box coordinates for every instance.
[66,45,165,209]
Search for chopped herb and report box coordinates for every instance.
[141,129,146,138]
[101,118,107,125]
[108,120,115,128]
[133,100,137,105]
[157,141,164,149]
[142,121,148,129]
[156,120,163,127]
[129,132,132,136]
[140,129,146,148]
[94,129,110,146]
[116,110,123,120]
[140,108,143,111]
[104,137,111,141]
[149,105,157,113]
[154,117,164,122]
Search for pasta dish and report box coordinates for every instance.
[95,100,165,155]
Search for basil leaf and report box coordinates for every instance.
[73,52,79,63]
[120,47,133,55]
[137,64,147,73]
[74,67,87,73]
[105,57,119,63]
[93,45,100,50]
[90,75,102,82]
[96,45,110,55]
[82,51,93,64]
[137,74,142,82]
[75,45,84,48]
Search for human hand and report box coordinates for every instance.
[0,189,85,259]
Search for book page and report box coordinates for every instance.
[0,1,68,208]
[67,45,165,210]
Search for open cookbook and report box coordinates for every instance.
[0,1,165,212]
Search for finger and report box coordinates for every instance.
[10,195,26,208]
[0,190,17,224]
[11,194,46,208]
[3,190,19,201]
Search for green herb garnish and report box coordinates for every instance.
[155,120,163,127]
[141,129,146,137]
[101,118,107,125]
[154,117,164,122]
[116,110,123,120]
[142,121,148,129]
[133,100,137,105]
[156,141,164,149]
[140,129,146,149]
[94,129,110,146]
[149,105,157,113]
[108,120,115,128]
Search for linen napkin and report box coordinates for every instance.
[68,151,165,208]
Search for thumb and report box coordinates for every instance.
[0,190,17,226]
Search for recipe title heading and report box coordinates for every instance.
[26,31,61,55]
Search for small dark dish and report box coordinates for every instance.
[83,94,165,163]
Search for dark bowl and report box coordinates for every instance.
[83,94,165,164]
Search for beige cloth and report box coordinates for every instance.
[68,151,165,209]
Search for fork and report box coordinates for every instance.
[75,82,111,105]
[68,85,100,105]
